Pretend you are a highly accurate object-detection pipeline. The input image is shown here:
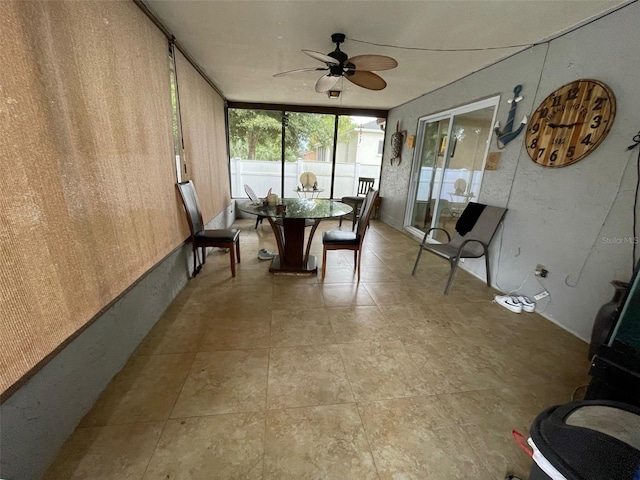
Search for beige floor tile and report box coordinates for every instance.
[264,404,378,480]
[49,220,594,479]
[196,265,274,288]
[363,282,425,305]
[272,284,325,309]
[462,421,533,479]
[378,303,453,342]
[326,306,397,343]
[267,345,353,409]
[44,422,163,480]
[320,266,363,283]
[492,384,575,428]
[321,283,377,307]
[442,303,521,341]
[356,266,402,283]
[204,285,274,312]
[482,343,570,387]
[142,413,265,480]
[270,308,337,347]
[358,256,389,271]
[339,341,432,401]
[273,273,320,285]
[439,389,527,428]
[199,310,271,351]
[80,354,194,427]
[136,309,207,355]
[171,349,268,417]
[320,249,355,267]
[358,395,452,432]
[358,397,491,479]
[527,382,577,410]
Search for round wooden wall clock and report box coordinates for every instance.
[525,79,616,167]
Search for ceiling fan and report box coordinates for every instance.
[273,33,398,93]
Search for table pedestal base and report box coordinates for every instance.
[269,255,318,275]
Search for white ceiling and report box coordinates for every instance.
[144,0,628,111]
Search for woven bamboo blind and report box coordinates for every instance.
[176,51,231,222]
[0,1,187,394]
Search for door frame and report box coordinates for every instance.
[403,96,500,242]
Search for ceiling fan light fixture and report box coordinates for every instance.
[275,33,397,93]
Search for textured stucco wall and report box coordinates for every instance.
[380,3,640,340]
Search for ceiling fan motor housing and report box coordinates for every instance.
[331,33,346,44]
[328,50,347,66]
[328,33,349,76]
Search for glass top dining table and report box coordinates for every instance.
[238,198,353,274]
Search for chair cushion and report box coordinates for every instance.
[323,230,359,245]
[341,196,365,205]
[196,228,240,242]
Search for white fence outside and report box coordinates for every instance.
[415,167,482,205]
[231,158,381,199]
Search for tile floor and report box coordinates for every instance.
[45,218,590,479]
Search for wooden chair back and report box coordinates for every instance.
[357,177,375,196]
[356,189,379,240]
[177,180,204,236]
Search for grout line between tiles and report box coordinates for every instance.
[139,418,168,480]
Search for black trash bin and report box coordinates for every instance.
[528,400,640,480]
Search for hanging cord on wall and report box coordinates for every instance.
[348,4,635,54]
[493,222,507,291]
[565,132,640,287]
[505,273,532,297]
[347,36,537,52]
[493,44,549,293]
[629,131,640,268]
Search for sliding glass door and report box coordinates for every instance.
[405,97,499,242]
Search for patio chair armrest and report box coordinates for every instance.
[455,238,488,258]
[421,227,451,245]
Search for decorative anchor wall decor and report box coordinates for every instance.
[493,85,528,149]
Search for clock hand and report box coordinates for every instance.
[548,122,584,128]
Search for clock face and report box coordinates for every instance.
[526,79,615,167]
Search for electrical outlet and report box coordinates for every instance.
[535,264,549,278]
[534,291,549,301]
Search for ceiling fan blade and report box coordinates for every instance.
[315,75,340,93]
[302,50,339,65]
[346,71,387,91]
[347,54,398,71]
[273,67,328,77]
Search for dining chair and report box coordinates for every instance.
[244,184,266,229]
[339,177,376,230]
[177,180,241,277]
[412,202,507,294]
[322,189,379,282]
